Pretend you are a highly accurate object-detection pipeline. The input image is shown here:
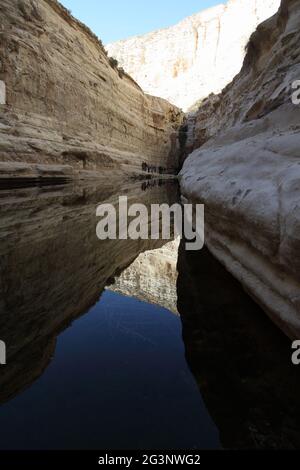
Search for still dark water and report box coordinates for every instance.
[0,291,219,450]
[0,179,299,449]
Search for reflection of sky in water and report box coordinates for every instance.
[0,290,220,450]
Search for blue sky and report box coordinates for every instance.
[60,0,224,44]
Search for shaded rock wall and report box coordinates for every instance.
[177,242,300,449]
[180,0,300,337]
[107,0,280,111]
[0,0,183,181]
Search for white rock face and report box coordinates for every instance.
[107,0,280,110]
[180,0,300,338]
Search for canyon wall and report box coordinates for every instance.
[180,0,300,338]
[0,0,183,182]
[107,0,281,111]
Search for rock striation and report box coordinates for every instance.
[0,0,183,182]
[107,0,280,111]
[180,0,300,338]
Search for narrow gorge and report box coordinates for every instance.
[0,0,300,453]
[108,0,300,338]
[0,0,299,347]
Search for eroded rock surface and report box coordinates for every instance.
[107,0,280,111]
[180,0,300,337]
[0,0,183,181]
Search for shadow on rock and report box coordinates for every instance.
[177,241,300,449]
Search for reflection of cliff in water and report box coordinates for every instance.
[177,241,300,449]
[110,239,179,314]
[0,179,179,405]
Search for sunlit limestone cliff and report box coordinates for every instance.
[0,0,183,182]
[180,0,300,338]
[107,0,280,111]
